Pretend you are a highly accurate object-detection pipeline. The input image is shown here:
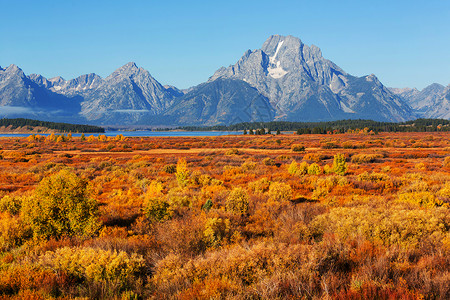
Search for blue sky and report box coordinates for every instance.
[1,0,449,90]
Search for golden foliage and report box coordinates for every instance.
[21,169,100,239]
[288,160,308,176]
[249,177,271,194]
[144,197,172,222]
[291,144,305,152]
[398,191,445,208]
[225,187,249,215]
[311,205,450,249]
[332,153,348,175]
[443,156,450,168]
[203,217,230,248]
[39,247,145,285]
[351,153,383,164]
[307,162,322,175]
[176,158,190,188]
[268,182,292,202]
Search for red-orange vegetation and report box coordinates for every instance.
[0,132,448,298]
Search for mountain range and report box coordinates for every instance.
[1,35,448,126]
[389,84,450,119]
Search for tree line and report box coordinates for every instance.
[180,118,450,134]
[0,118,105,133]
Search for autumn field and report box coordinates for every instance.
[0,132,449,299]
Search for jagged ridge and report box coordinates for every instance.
[1,35,448,125]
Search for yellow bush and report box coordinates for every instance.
[307,163,322,175]
[303,153,326,162]
[176,158,190,188]
[56,135,65,143]
[443,156,450,168]
[240,160,257,172]
[152,242,308,289]
[144,197,173,222]
[288,161,308,176]
[204,218,230,248]
[27,134,36,142]
[398,191,445,208]
[310,205,450,249]
[415,162,426,170]
[312,179,333,200]
[21,169,100,239]
[276,155,291,162]
[342,141,354,149]
[288,161,298,175]
[163,164,176,174]
[0,216,29,251]
[145,181,164,198]
[291,144,305,152]
[0,194,22,215]
[268,182,292,202]
[249,177,271,194]
[225,148,240,155]
[323,164,333,174]
[39,247,145,286]
[312,175,348,200]
[45,133,56,142]
[262,157,276,166]
[357,172,390,183]
[437,183,450,200]
[225,188,249,215]
[351,153,383,164]
[332,153,347,175]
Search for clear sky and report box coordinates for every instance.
[1,0,449,90]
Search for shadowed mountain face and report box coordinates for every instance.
[163,78,275,126]
[0,64,81,121]
[78,62,178,123]
[426,86,450,119]
[210,35,414,122]
[2,35,446,125]
[1,62,267,125]
[390,83,450,119]
[25,62,181,125]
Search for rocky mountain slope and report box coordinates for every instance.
[78,62,179,123]
[210,35,413,122]
[27,62,181,124]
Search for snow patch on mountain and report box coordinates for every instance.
[269,41,283,64]
[268,61,288,79]
[114,109,151,113]
[267,41,287,79]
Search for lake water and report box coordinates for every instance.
[0,131,242,138]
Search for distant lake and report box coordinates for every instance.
[0,131,242,138]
